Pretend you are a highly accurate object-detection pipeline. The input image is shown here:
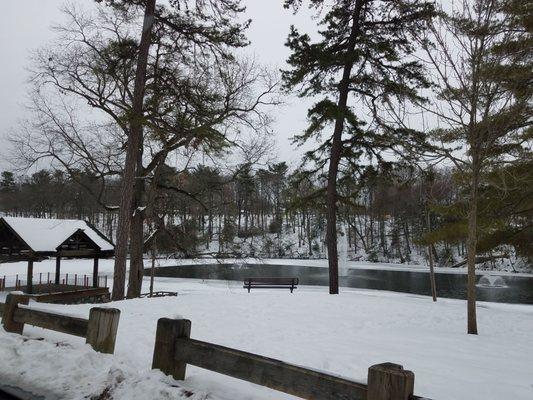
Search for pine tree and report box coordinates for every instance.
[422,0,532,333]
[282,0,435,293]
[94,0,252,299]
[0,172,16,193]
[22,0,260,298]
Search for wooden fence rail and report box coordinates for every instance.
[14,306,88,338]
[152,318,426,400]
[1,302,429,399]
[0,293,119,354]
[0,273,108,292]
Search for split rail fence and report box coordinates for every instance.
[0,295,430,399]
[0,293,119,354]
[151,317,428,400]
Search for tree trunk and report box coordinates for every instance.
[112,0,156,300]
[307,213,313,256]
[150,230,157,297]
[403,222,411,255]
[126,136,146,299]
[466,166,479,334]
[127,207,145,298]
[325,1,364,295]
[426,210,437,302]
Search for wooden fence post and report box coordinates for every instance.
[367,363,414,400]
[152,318,191,380]
[86,307,120,354]
[2,293,30,334]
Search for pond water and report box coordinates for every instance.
[146,263,533,305]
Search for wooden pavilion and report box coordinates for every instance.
[0,217,114,298]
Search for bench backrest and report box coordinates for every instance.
[244,277,299,285]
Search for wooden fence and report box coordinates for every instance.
[0,293,119,354]
[0,299,430,399]
[0,273,108,292]
[151,318,426,400]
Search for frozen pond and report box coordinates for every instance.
[145,263,533,304]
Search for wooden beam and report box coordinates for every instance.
[93,258,99,288]
[27,261,34,294]
[13,306,89,338]
[32,287,109,304]
[58,250,101,257]
[174,338,367,400]
[55,256,61,285]
[0,255,42,263]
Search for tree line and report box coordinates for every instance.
[2,160,530,267]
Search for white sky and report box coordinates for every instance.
[0,0,322,172]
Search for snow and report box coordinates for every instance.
[1,261,533,400]
[1,217,114,252]
[0,333,212,400]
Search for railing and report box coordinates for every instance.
[0,273,108,291]
[0,293,119,354]
[152,318,427,400]
[0,301,431,399]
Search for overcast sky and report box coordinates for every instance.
[0,0,321,172]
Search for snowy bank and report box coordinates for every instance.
[1,257,531,278]
[0,332,213,399]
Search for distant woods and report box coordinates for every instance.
[1,163,531,270]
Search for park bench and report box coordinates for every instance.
[243,277,299,293]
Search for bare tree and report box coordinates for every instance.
[15,2,279,298]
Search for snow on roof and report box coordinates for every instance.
[2,217,114,253]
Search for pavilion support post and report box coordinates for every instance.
[55,256,61,285]
[93,257,99,288]
[27,261,34,294]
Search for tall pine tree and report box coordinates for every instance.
[282,0,435,293]
[94,0,251,299]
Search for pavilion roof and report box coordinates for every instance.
[1,217,114,253]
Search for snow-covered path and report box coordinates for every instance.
[1,274,532,400]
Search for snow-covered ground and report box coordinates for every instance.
[1,259,533,399]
